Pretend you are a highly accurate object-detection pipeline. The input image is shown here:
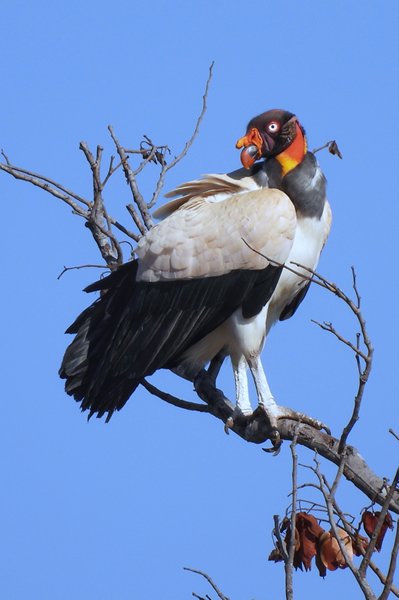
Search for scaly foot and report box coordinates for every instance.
[254,403,330,449]
[273,405,330,434]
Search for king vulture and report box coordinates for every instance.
[60,109,332,433]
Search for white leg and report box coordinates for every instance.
[231,354,253,416]
[247,355,280,427]
[247,354,329,433]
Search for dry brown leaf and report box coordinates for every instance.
[328,140,343,159]
[362,511,394,551]
[315,549,327,578]
[268,548,284,563]
[319,531,340,572]
[336,527,354,564]
[317,528,352,576]
[288,512,325,571]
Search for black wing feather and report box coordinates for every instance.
[279,281,311,321]
[60,260,283,420]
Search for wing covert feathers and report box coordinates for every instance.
[153,172,260,218]
[140,188,296,282]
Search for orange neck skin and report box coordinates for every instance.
[275,122,307,176]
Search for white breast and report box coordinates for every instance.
[267,201,332,330]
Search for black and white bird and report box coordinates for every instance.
[60,109,331,431]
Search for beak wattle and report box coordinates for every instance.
[236,127,264,169]
[239,145,259,169]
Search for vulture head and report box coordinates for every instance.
[236,109,307,170]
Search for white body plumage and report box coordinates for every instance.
[151,173,331,421]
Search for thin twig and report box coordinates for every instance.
[79,140,123,265]
[148,61,214,208]
[0,160,91,207]
[338,268,373,453]
[131,140,159,177]
[314,456,378,600]
[312,140,343,158]
[285,432,299,600]
[329,492,399,597]
[102,155,120,187]
[108,124,153,231]
[360,468,399,577]
[241,239,373,453]
[273,514,288,562]
[125,203,147,235]
[312,141,335,154]
[0,162,90,215]
[184,567,230,600]
[379,521,399,600]
[1,150,139,247]
[57,264,108,280]
[109,219,140,242]
[389,430,399,443]
[311,319,368,361]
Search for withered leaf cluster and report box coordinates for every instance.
[269,511,393,578]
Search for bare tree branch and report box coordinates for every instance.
[285,433,299,600]
[242,239,374,456]
[0,145,140,264]
[0,150,91,208]
[107,125,153,231]
[4,69,399,599]
[0,160,90,215]
[337,267,373,453]
[311,319,368,361]
[184,567,230,600]
[272,453,399,598]
[192,366,399,513]
[380,522,399,600]
[273,514,289,563]
[331,497,399,597]
[149,61,214,209]
[79,140,123,265]
[313,456,378,600]
[390,430,399,443]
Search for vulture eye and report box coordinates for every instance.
[267,121,280,134]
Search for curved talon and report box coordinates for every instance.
[263,428,283,454]
[270,428,283,453]
[275,407,330,434]
[263,441,283,455]
[224,416,234,434]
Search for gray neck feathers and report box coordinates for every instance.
[266,153,327,219]
[227,153,326,219]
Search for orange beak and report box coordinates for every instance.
[235,127,264,169]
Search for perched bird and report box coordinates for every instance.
[60,109,331,433]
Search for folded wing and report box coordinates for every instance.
[60,187,296,420]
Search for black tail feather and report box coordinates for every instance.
[59,261,140,420]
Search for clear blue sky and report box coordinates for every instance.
[1,1,398,599]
